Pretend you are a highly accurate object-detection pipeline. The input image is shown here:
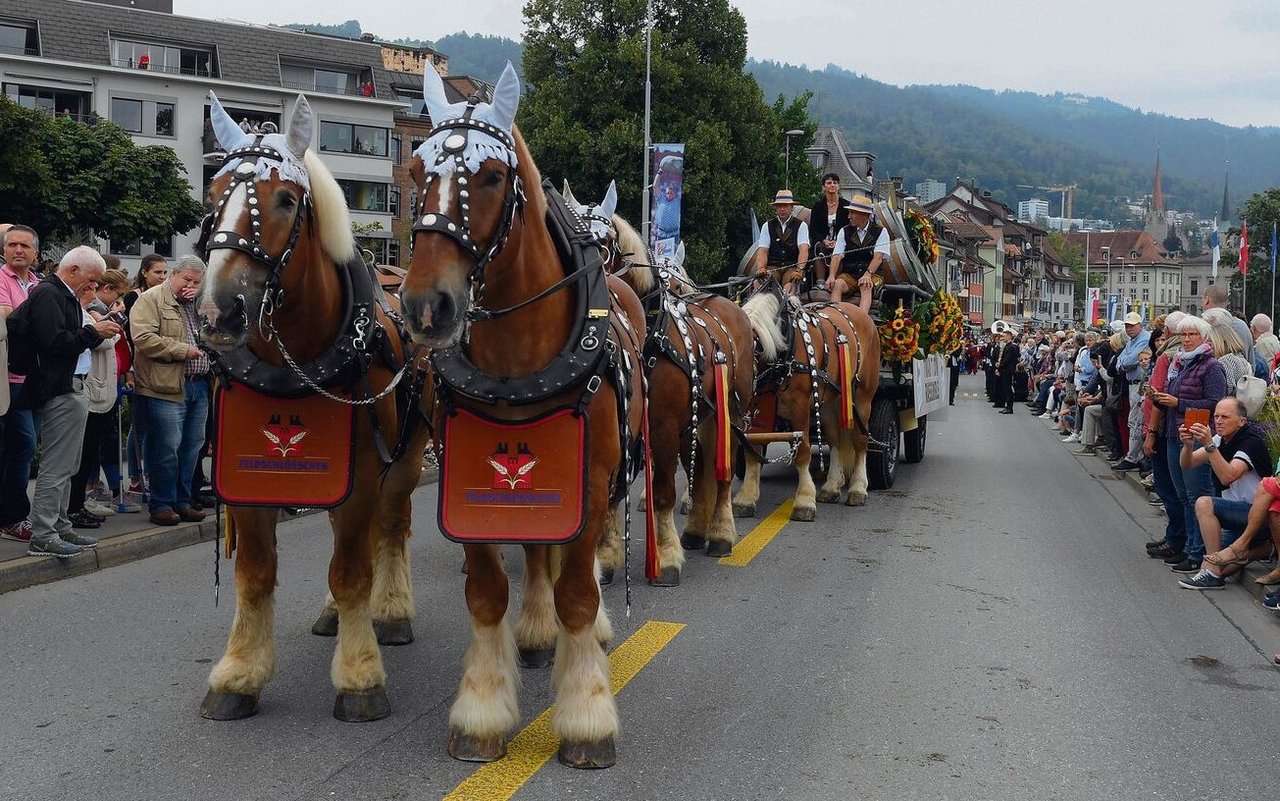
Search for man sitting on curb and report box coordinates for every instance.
[1177,397,1274,590]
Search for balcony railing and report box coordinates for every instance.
[0,44,38,56]
[280,79,373,98]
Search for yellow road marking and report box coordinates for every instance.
[443,620,686,801]
[718,499,793,566]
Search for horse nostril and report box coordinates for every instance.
[428,292,455,330]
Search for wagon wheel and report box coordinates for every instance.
[902,414,927,464]
[865,399,899,490]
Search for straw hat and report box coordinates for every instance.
[772,189,796,205]
[849,194,874,213]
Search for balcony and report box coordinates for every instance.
[110,58,214,78]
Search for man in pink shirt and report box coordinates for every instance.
[0,224,41,542]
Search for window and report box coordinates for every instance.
[1142,289,1149,301]
[0,19,38,55]
[1142,271,1149,283]
[1129,272,1137,283]
[387,240,400,266]
[408,189,418,216]
[390,135,401,164]
[337,180,388,212]
[4,83,90,121]
[155,102,174,136]
[111,97,143,132]
[111,238,173,258]
[1190,279,1199,296]
[280,62,371,96]
[389,186,400,217]
[110,37,214,76]
[319,122,388,156]
[110,96,175,137]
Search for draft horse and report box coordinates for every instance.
[400,64,645,768]
[195,92,431,721]
[565,183,754,584]
[736,282,880,520]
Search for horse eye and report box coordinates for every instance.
[277,191,297,209]
[484,170,504,188]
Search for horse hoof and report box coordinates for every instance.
[518,647,555,669]
[449,728,508,762]
[816,489,841,504]
[648,566,681,587]
[790,505,816,522]
[558,737,616,769]
[679,499,692,515]
[599,567,615,586]
[731,503,756,518]
[705,540,733,558]
[680,533,706,551]
[374,619,415,646]
[846,493,867,507]
[310,608,338,637]
[200,689,259,721]
[333,687,391,722]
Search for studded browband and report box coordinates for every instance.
[204,138,310,276]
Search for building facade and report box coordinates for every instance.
[914,179,946,205]
[1065,230,1181,321]
[1017,198,1048,223]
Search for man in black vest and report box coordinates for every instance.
[826,194,889,314]
[994,329,1018,413]
[753,189,810,295]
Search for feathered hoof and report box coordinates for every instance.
[518,646,555,669]
[705,539,733,558]
[449,728,508,762]
[599,567,615,586]
[200,689,260,721]
[679,499,692,515]
[649,566,681,587]
[680,533,706,551]
[816,489,842,504]
[332,687,391,722]
[731,502,756,518]
[557,736,616,769]
[845,492,868,507]
[310,607,338,637]
[374,619,415,646]
[790,505,816,522]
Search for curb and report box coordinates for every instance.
[0,467,439,596]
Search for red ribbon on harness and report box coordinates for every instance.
[838,340,855,430]
[713,360,732,482]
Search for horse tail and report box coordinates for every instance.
[742,292,785,363]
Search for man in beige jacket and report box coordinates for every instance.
[130,255,211,526]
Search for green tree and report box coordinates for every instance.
[519,0,816,281]
[1228,189,1280,320]
[0,97,204,252]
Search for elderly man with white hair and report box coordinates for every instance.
[15,246,122,557]
[1250,313,1280,377]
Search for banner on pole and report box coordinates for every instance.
[1086,287,1100,325]
[650,144,685,260]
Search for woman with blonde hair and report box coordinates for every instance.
[1203,307,1251,393]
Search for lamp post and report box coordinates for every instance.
[1100,245,1111,323]
[783,129,804,188]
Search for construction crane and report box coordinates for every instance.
[1016,183,1078,220]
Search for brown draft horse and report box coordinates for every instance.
[400,64,645,768]
[736,282,881,520]
[195,92,431,722]
[564,183,755,584]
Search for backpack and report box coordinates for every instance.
[5,300,36,376]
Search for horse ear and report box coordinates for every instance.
[422,62,452,127]
[488,61,521,133]
[675,240,686,267]
[600,181,618,219]
[562,180,576,206]
[285,94,313,158]
[208,91,249,151]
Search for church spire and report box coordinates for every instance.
[1219,162,1231,223]
[1151,146,1164,214]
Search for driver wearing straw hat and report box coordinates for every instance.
[826,194,890,314]
[753,189,810,295]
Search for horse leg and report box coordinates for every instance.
[514,544,558,668]
[327,492,389,722]
[650,423,685,586]
[702,434,739,558]
[202,507,278,720]
[732,451,762,518]
[449,543,519,762]
[596,503,623,586]
[681,436,715,552]
[552,536,618,769]
[847,430,870,507]
[816,435,846,503]
[785,387,817,522]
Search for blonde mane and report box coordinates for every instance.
[302,150,355,264]
[742,291,785,362]
[610,214,654,293]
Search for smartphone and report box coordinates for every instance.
[108,310,128,325]
[1184,408,1210,428]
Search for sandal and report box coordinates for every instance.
[1204,543,1251,567]
[1256,568,1280,586]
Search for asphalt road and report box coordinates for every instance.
[3,373,1279,801]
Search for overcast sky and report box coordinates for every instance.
[173,0,1280,128]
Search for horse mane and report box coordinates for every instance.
[511,128,548,235]
[742,292,785,362]
[611,214,653,293]
[302,150,355,264]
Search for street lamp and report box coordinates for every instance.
[1100,245,1111,322]
[783,129,804,188]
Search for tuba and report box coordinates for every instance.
[991,320,1014,337]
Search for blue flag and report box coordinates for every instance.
[1272,221,1277,274]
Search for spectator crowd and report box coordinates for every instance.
[0,224,214,558]
[970,283,1280,641]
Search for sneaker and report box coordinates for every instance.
[1147,497,1165,508]
[1063,433,1081,443]
[87,484,115,505]
[1076,445,1097,454]
[1179,569,1226,590]
[69,510,103,529]
[1039,412,1053,419]
[62,530,99,548]
[0,520,33,543]
[83,500,116,517]
[26,537,84,558]
[122,490,147,507]
[1264,589,1280,611]
[1169,557,1202,574]
[1111,458,1142,471]
[1157,547,1186,563]
[127,477,148,494]
[1140,476,1155,491]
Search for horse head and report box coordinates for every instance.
[197,90,353,351]
[402,61,523,348]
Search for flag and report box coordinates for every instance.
[1211,217,1220,278]
[1271,221,1277,275]
[1240,221,1249,276]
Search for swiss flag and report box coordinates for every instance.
[1240,222,1250,276]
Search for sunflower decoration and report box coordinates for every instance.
[903,208,940,266]
[880,302,921,364]
[911,289,965,356]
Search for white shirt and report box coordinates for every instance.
[75,308,92,376]
[833,225,891,257]
[755,217,810,251]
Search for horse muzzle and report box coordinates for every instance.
[198,292,251,352]
[401,288,465,348]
